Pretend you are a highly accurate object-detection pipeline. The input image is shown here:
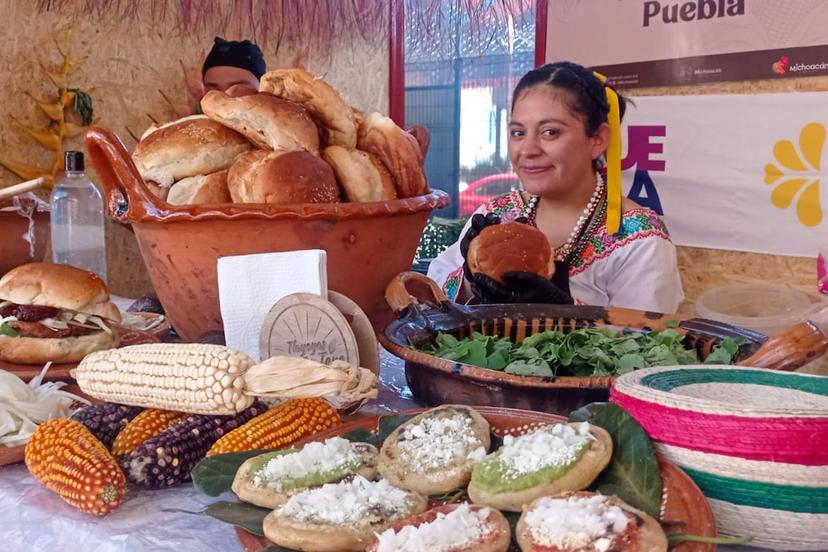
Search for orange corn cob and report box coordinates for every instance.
[24,419,126,515]
[207,398,340,456]
[111,408,188,457]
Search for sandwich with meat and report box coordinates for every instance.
[0,263,121,364]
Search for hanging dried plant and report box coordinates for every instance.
[36,0,534,57]
[36,0,387,55]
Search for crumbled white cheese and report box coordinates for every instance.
[523,495,630,550]
[498,423,592,478]
[252,437,360,490]
[374,503,494,552]
[396,412,484,472]
[467,446,487,462]
[277,476,412,525]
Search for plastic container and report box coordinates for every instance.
[695,283,813,337]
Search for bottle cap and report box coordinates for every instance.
[64,150,84,172]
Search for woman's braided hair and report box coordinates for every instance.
[511,61,627,136]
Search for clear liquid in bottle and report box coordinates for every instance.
[49,151,107,282]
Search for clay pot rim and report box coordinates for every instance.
[118,190,451,224]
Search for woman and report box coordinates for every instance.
[428,61,684,314]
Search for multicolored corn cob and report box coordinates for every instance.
[207,398,340,456]
[24,419,126,515]
[111,408,188,457]
[121,400,269,489]
[70,402,143,448]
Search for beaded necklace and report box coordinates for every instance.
[523,172,606,262]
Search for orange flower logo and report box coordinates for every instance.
[763,122,825,227]
[771,56,789,75]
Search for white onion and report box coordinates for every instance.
[0,363,91,447]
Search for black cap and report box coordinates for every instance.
[65,151,84,172]
[202,37,266,79]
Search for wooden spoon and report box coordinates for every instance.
[739,304,828,371]
[0,177,49,202]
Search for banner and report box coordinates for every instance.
[545,0,828,87]
[618,92,826,258]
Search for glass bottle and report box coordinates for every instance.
[49,150,107,282]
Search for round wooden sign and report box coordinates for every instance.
[259,293,359,366]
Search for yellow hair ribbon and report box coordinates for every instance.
[593,71,622,234]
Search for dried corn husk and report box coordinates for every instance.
[244,356,378,410]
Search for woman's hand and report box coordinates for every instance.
[469,271,574,304]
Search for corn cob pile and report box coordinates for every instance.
[208,397,340,456]
[71,403,143,448]
[25,419,126,515]
[121,400,269,489]
[25,343,359,510]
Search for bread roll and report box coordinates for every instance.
[260,68,357,148]
[224,84,258,98]
[467,222,554,284]
[132,116,251,187]
[357,112,428,198]
[322,146,396,203]
[201,91,320,154]
[0,262,120,322]
[166,170,231,205]
[0,262,121,364]
[139,114,207,142]
[0,331,120,365]
[227,149,340,205]
[406,124,431,161]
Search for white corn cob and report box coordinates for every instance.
[73,343,255,415]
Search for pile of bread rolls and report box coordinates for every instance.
[132,69,430,206]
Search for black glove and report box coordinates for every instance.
[460,213,500,282]
[469,268,574,304]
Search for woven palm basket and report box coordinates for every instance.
[611,365,828,551]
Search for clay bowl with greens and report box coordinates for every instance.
[379,272,777,415]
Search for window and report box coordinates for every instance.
[402,0,537,221]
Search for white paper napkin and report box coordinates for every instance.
[217,250,327,361]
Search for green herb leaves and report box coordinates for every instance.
[417,327,742,377]
[70,88,93,125]
[0,322,19,337]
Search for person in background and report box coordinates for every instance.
[183,36,267,110]
[427,61,684,314]
[201,36,266,95]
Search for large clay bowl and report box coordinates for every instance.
[85,127,449,341]
[0,198,49,275]
[380,272,768,415]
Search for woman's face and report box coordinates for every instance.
[508,85,608,198]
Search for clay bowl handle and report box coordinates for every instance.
[85,126,169,223]
[385,271,448,315]
[738,303,828,371]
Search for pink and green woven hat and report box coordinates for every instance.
[611,365,828,551]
